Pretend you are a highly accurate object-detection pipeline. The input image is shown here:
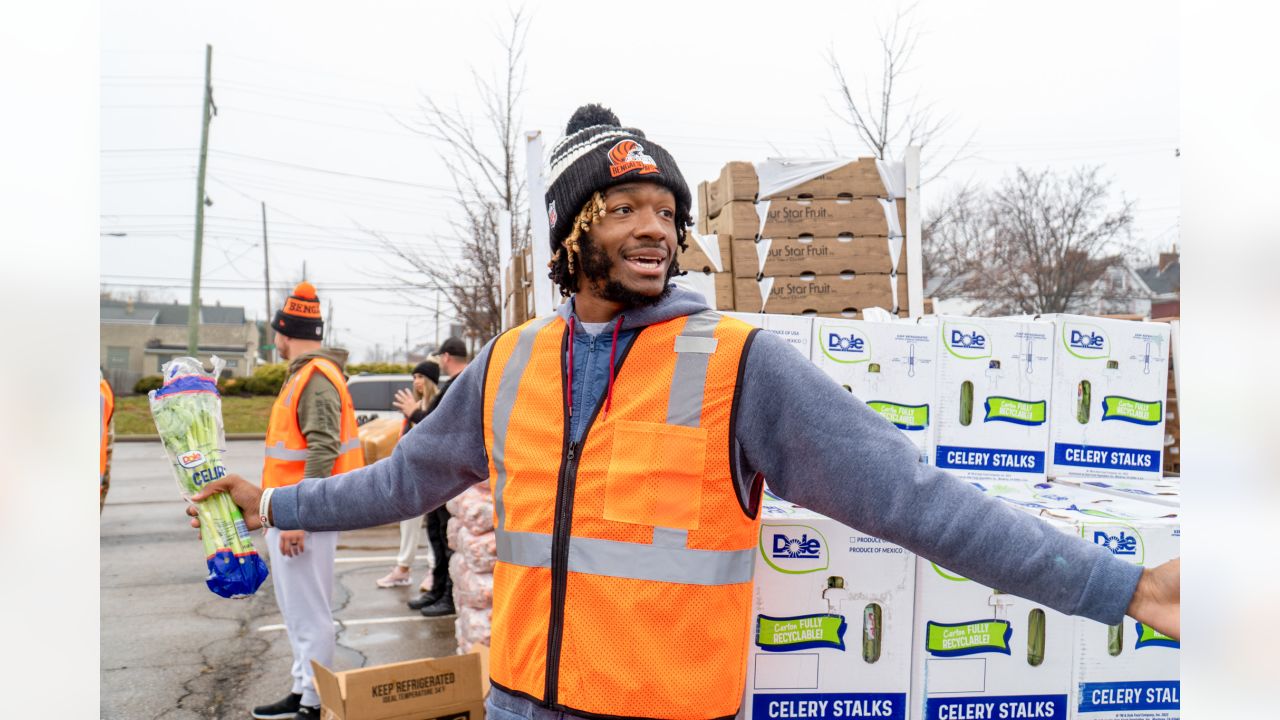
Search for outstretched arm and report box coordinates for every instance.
[191,341,494,533]
[735,330,1178,637]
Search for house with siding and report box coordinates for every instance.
[100,298,260,393]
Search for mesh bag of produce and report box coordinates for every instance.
[150,357,269,598]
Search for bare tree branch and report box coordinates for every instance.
[826,4,972,185]
[378,8,532,345]
[925,165,1140,315]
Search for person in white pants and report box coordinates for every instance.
[252,286,366,720]
[265,528,338,711]
[378,361,440,590]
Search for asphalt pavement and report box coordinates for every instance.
[101,439,458,719]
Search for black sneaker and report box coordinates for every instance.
[294,705,320,720]
[251,693,301,719]
[407,591,441,611]
[419,596,456,617]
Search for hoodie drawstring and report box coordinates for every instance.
[565,314,624,423]
[603,315,623,421]
[566,321,575,417]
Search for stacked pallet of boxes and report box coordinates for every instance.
[689,158,909,316]
[503,243,537,329]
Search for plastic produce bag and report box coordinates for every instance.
[150,356,269,598]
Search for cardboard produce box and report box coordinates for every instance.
[745,496,916,720]
[724,312,814,360]
[708,198,901,240]
[357,417,404,465]
[680,231,732,274]
[671,268,735,310]
[312,649,487,720]
[1040,315,1170,482]
[732,235,906,278]
[702,158,896,218]
[1051,476,1181,507]
[909,512,1076,720]
[734,273,908,315]
[932,316,1054,482]
[809,317,937,464]
[968,482,1181,720]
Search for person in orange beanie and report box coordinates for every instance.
[254,282,365,720]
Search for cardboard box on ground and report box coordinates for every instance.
[744,495,916,720]
[965,481,1181,720]
[312,647,488,720]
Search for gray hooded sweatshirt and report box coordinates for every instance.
[270,287,1141,625]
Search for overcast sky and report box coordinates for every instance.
[100,0,1178,362]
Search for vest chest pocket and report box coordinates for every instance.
[602,420,706,530]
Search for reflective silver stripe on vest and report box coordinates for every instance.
[491,316,558,562]
[665,311,720,428]
[265,442,309,461]
[498,530,754,586]
[502,530,555,568]
[338,437,362,454]
[651,526,689,548]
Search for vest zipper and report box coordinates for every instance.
[545,325,575,707]
[544,322,637,709]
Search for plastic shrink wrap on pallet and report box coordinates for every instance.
[446,484,497,654]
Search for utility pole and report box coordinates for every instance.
[302,261,308,281]
[188,43,215,356]
[261,201,273,362]
[404,320,410,364]
[434,291,441,348]
[326,300,334,344]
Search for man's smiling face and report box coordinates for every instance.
[576,182,679,308]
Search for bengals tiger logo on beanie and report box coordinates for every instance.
[544,103,691,257]
[272,282,324,340]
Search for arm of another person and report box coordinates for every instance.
[193,343,494,532]
[734,330,1171,631]
[297,373,342,479]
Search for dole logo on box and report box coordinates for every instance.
[1093,529,1138,556]
[1063,321,1109,359]
[760,524,829,574]
[942,321,991,359]
[820,325,871,363]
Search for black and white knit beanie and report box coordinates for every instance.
[544,103,692,255]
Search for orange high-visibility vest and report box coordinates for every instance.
[100,378,114,480]
[483,311,763,720]
[262,357,364,489]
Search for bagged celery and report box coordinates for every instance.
[150,356,268,598]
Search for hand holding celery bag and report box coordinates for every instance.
[150,356,268,598]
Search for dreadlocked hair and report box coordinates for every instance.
[546,191,691,298]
